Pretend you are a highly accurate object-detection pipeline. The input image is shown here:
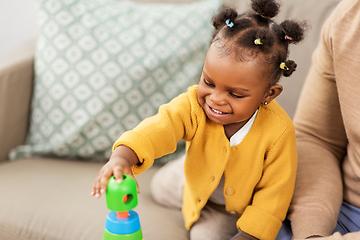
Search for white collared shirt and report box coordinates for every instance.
[229,109,258,147]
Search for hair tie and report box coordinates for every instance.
[260,14,267,19]
[254,38,263,45]
[284,35,293,41]
[225,19,234,28]
[280,62,289,71]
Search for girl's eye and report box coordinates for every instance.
[204,79,214,87]
[230,92,245,98]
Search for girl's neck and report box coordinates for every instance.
[223,109,258,139]
[223,121,248,139]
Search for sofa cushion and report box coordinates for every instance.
[9,0,220,162]
[0,158,188,240]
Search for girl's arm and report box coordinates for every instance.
[92,88,197,198]
[91,145,140,198]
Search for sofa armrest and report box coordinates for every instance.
[0,39,36,163]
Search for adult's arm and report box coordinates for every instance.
[294,232,360,240]
[288,3,348,238]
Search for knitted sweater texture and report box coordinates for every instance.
[289,0,360,239]
[114,85,297,240]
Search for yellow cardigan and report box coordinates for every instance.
[114,85,297,240]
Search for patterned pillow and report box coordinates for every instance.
[10,0,221,162]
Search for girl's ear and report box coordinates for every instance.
[262,84,283,105]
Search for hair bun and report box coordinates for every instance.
[282,60,297,77]
[280,20,308,44]
[212,6,238,30]
[251,0,280,18]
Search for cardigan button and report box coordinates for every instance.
[230,211,237,215]
[225,188,234,195]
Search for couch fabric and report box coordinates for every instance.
[0,0,342,239]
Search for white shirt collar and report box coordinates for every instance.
[229,109,258,147]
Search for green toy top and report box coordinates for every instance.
[106,175,138,212]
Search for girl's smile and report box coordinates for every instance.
[206,103,230,117]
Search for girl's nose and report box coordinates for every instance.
[209,90,226,105]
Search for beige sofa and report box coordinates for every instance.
[0,0,341,239]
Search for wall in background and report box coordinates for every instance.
[0,0,38,58]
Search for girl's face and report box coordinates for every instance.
[197,44,282,134]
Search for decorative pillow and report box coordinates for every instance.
[10,0,221,162]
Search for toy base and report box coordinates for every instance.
[103,228,143,240]
[105,210,141,235]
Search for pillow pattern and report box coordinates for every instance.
[10,0,221,162]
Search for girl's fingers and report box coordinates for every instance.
[92,157,135,198]
[99,168,115,195]
[113,168,124,184]
[92,165,107,198]
[92,167,111,198]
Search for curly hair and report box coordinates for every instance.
[211,0,308,84]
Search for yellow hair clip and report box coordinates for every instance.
[280,62,289,71]
[254,38,263,45]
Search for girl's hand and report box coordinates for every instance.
[92,156,134,198]
[91,145,140,198]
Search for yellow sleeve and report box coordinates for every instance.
[113,88,198,175]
